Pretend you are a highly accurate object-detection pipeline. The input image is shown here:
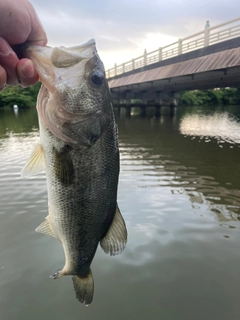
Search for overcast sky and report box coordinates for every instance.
[30,0,240,70]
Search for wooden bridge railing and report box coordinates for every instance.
[106,17,240,79]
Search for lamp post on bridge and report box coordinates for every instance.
[205,20,210,28]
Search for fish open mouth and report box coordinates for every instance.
[25,38,97,70]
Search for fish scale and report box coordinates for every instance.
[21,39,127,304]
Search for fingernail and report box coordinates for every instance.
[22,61,35,79]
[0,37,11,55]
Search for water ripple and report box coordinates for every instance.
[119,137,240,226]
[180,112,240,144]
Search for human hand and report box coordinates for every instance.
[0,0,47,90]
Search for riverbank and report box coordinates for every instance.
[0,83,40,108]
[179,88,240,106]
[1,84,240,108]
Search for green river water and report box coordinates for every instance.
[0,105,240,320]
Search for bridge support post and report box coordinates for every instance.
[170,92,180,107]
[117,104,121,116]
[170,98,177,107]
[140,101,147,117]
[169,105,176,118]
[169,94,179,118]
[126,103,131,117]
[155,99,162,118]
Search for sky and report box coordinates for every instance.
[30,0,240,71]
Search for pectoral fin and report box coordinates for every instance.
[21,143,45,177]
[35,215,57,238]
[100,204,127,256]
[53,146,74,185]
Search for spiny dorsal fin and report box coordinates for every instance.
[35,215,57,238]
[21,143,45,177]
[100,204,127,256]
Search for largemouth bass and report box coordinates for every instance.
[21,39,127,305]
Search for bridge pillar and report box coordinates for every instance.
[125,103,131,117]
[170,92,180,107]
[169,106,176,118]
[155,99,162,117]
[117,104,121,116]
[140,101,147,117]
[170,98,177,107]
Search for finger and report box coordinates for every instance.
[17,58,39,87]
[0,65,7,91]
[0,37,19,85]
[27,2,48,46]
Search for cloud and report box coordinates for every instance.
[30,0,240,69]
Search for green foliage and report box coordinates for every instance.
[1,83,240,109]
[180,91,197,105]
[179,88,240,106]
[0,82,41,108]
[220,88,239,105]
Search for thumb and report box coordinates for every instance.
[27,2,48,46]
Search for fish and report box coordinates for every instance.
[21,39,127,305]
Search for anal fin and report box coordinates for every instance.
[35,215,57,238]
[21,143,45,177]
[100,204,127,256]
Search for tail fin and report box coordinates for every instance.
[72,269,94,305]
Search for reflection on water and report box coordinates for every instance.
[13,108,18,117]
[180,112,240,144]
[1,106,240,320]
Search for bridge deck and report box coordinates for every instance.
[109,46,240,94]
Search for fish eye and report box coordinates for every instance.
[91,71,104,86]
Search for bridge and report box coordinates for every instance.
[106,17,240,108]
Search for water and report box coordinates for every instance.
[1,105,240,320]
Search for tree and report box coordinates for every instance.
[179,88,240,106]
[0,82,41,108]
